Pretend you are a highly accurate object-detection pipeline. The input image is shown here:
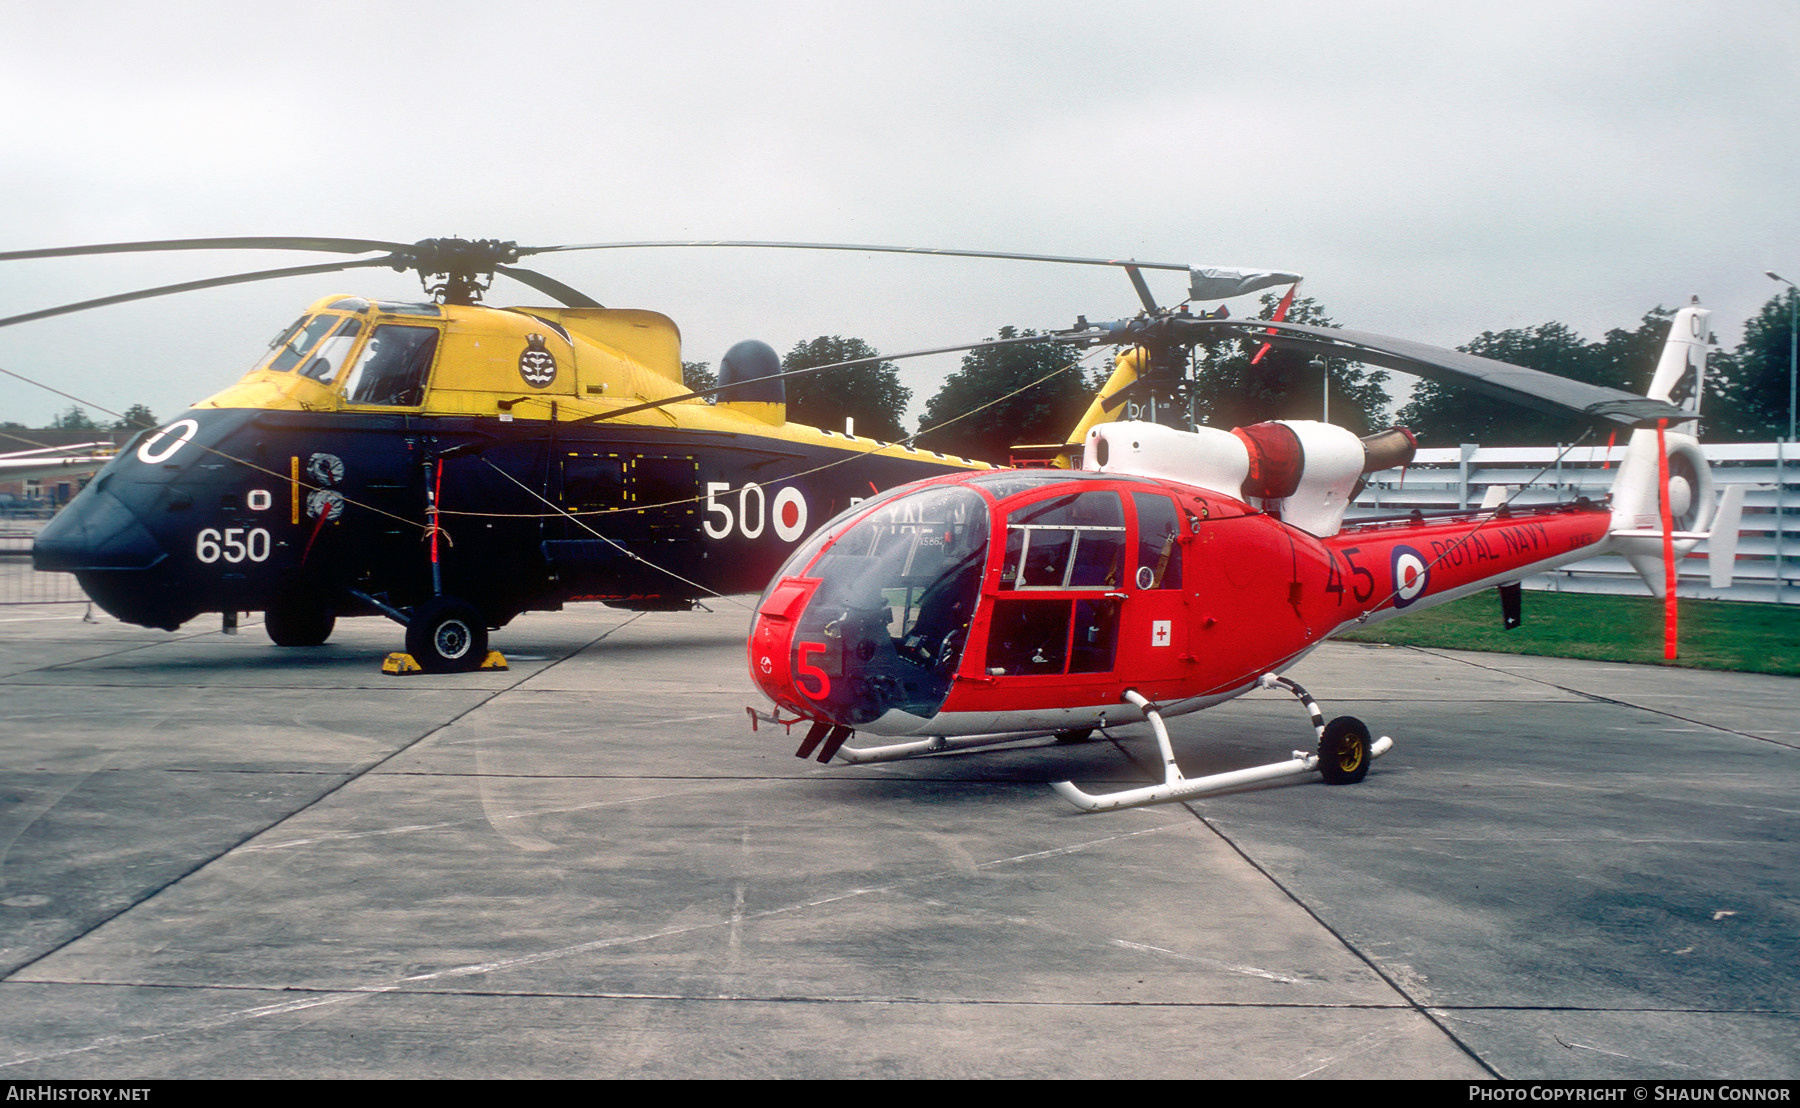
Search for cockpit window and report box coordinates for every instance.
[812,485,989,644]
[262,314,340,374]
[342,324,439,406]
[299,318,364,383]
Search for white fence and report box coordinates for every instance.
[1350,441,1798,605]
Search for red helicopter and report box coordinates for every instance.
[747,299,1745,811]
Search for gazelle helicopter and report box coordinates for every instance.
[746,295,1747,812]
[9,236,1291,671]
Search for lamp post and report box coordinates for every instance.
[1767,270,1797,441]
[1770,271,1797,606]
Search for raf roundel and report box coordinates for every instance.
[1391,544,1430,608]
[518,333,557,388]
[771,486,809,542]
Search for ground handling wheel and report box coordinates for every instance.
[1318,716,1372,785]
[264,590,336,647]
[1054,728,1094,744]
[405,597,488,673]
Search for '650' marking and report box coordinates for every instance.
[196,527,271,564]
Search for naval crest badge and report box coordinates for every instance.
[519,333,557,388]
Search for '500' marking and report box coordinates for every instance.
[196,527,271,564]
[703,482,809,542]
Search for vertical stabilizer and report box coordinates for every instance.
[1064,347,1145,448]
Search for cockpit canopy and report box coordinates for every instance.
[757,469,1195,728]
[251,299,443,405]
[195,295,686,417]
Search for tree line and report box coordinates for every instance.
[2,403,159,434]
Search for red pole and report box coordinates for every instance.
[1656,420,1677,660]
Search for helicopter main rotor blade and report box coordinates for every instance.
[518,239,1196,273]
[0,257,396,330]
[1109,316,1689,429]
[0,236,411,263]
[572,331,1078,426]
[494,265,603,309]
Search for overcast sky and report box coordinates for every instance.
[2,0,1796,430]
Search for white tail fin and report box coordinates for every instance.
[1645,298,1710,423]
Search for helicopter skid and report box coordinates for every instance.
[832,730,1062,764]
[1052,736,1394,813]
[1052,687,1392,813]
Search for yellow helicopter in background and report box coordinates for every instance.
[14,237,1269,669]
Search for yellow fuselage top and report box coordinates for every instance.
[196,295,990,469]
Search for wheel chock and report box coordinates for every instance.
[382,652,423,675]
[380,650,508,675]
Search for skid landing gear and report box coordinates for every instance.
[1051,675,1393,813]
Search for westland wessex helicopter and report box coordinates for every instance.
[9,237,1290,671]
[746,298,1747,812]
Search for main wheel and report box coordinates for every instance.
[406,597,488,673]
[1318,716,1371,785]
[264,592,336,647]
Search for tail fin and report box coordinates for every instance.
[1007,349,1149,469]
[1065,348,1147,446]
[1606,302,1735,597]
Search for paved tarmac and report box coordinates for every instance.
[0,597,1794,1079]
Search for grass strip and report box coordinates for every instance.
[1334,590,1800,676]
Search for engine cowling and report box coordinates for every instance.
[1083,420,1416,537]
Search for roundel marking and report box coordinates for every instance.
[771,486,809,542]
[759,655,773,675]
[1391,544,1430,608]
[136,419,199,464]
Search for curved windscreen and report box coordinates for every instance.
[786,484,989,725]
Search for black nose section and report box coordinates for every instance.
[32,484,167,572]
[33,485,193,630]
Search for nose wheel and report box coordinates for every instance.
[263,586,336,647]
[405,596,489,673]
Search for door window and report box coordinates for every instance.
[1131,492,1184,590]
[342,324,439,406]
[999,490,1124,591]
[986,489,1127,676]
